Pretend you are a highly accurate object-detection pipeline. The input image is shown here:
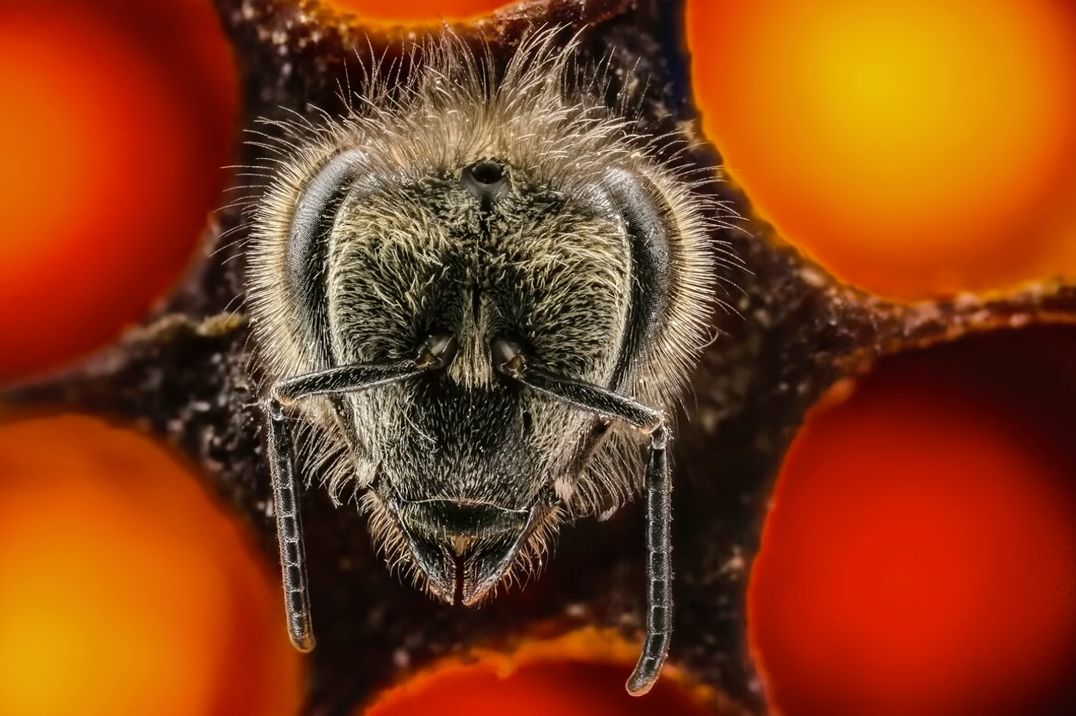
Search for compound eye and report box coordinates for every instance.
[491,337,527,379]
[416,332,458,370]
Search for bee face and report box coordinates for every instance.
[248,30,726,658]
[321,159,635,602]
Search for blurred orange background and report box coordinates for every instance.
[748,328,1076,716]
[0,416,302,716]
[0,0,237,383]
[1,1,1075,715]
[689,0,1076,299]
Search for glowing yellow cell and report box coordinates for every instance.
[689,0,1076,299]
[0,416,302,716]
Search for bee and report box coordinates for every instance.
[247,29,727,695]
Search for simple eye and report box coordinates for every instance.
[461,159,509,205]
[415,332,458,370]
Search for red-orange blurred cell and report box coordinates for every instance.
[0,415,302,716]
[748,328,1076,716]
[688,0,1076,299]
[363,631,719,716]
[0,1,238,383]
[325,0,515,24]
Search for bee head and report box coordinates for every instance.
[248,34,721,604]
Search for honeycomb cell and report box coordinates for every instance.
[748,328,1076,716]
[0,1,238,382]
[324,0,516,23]
[0,415,302,716]
[362,630,723,716]
[688,0,1076,299]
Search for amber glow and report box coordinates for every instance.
[0,1,237,382]
[748,329,1076,716]
[688,0,1076,299]
[325,0,515,24]
[0,415,302,716]
[363,628,722,716]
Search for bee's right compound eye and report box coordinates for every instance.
[415,332,458,370]
[491,337,527,379]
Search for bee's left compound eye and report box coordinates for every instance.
[415,332,458,370]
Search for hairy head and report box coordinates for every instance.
[247,30,729,604]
